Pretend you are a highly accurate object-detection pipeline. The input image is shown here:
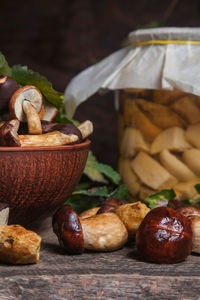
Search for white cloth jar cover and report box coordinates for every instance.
[64,27,200,117]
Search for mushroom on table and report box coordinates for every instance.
[52,204,128,253]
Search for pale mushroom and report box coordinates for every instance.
[0,224,41,264]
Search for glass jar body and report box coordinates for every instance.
[118,88,200,201]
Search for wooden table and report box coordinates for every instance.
[0,219,200,300]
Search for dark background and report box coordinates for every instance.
[1,0,200,168]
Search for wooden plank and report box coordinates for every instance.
[0,220,200,299]
[0,274,200,299]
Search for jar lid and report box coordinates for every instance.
[129,27,200,44]
[65,27,200,117]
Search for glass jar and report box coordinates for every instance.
[118,88,200,201]
[64,27,200,202]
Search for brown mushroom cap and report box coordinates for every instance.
[9,85,43,122]
[50,123,82,143]
[0,75,19,113]
[52,204,84,254]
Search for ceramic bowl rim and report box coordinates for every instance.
[0,139,91,152]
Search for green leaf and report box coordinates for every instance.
[109,184,128,199]
[0,52,12,76]
[84,151,108,183]
[182,196,200,207]
[94,162,121,185]
[11,65,63,109]
[195,184,200,194]
[74,180,93,191]
[146,189,176,209]
[66,194,98,214]
[182,199,191,205]
[73,186,109,198]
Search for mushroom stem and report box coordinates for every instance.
[19,120,93,147]
[22,100,42,134]
[19,131,79,147]
[78,120,93,139]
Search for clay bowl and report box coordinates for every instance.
[0,140,90,226]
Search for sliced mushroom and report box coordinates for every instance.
[9,85,43,134]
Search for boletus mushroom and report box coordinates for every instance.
[136,206,193,264]
[52,204,128,253]
[0,119,93,147]
[9,85,43,134]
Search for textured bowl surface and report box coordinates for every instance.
[0,140,90,225]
